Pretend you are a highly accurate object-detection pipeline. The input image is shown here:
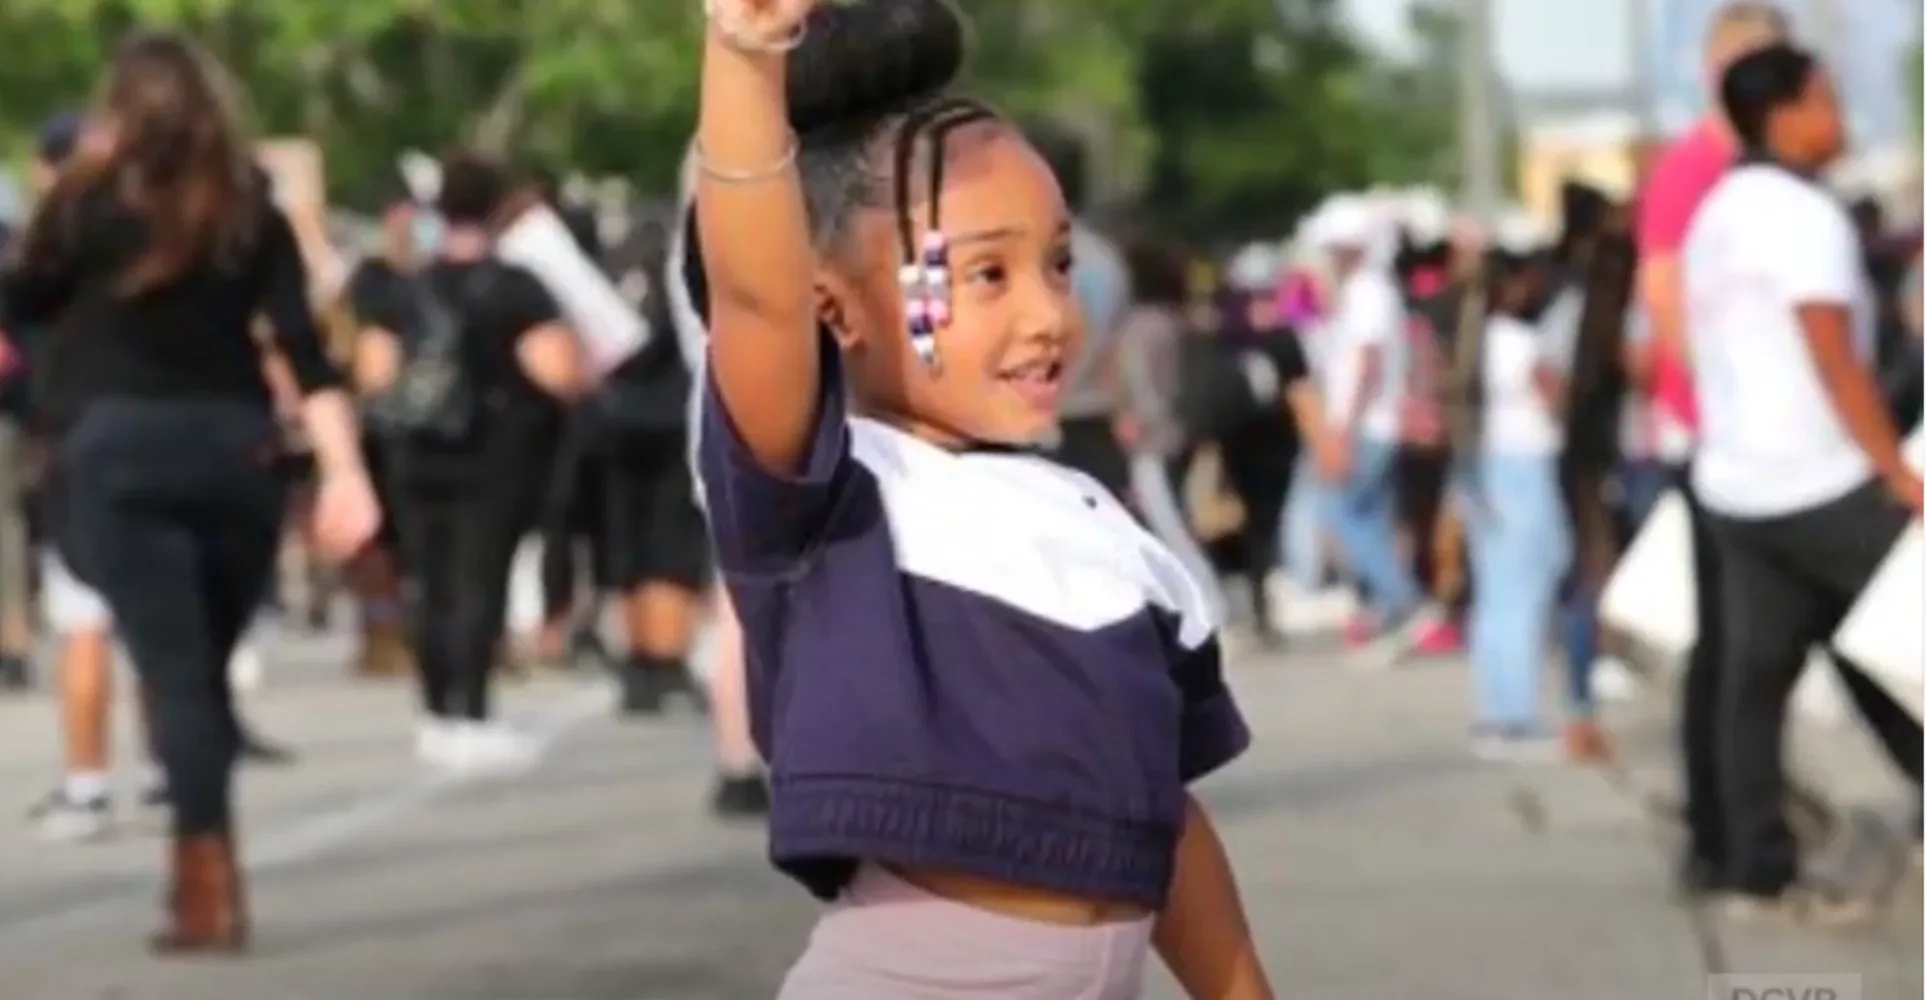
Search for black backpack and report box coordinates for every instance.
[364,271,483,443]
[1176,337,1273,441]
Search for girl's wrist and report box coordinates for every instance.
[705,25,793,60]
[703,2,806,57]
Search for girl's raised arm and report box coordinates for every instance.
[695,0,824,475]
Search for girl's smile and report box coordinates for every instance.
[997,356,1064,413]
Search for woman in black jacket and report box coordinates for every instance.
[0,32,378,953]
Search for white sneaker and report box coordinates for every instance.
[27,790,113,843]
[228,641,264,692]
[415,717,458,765]
[440,722,540,775]
[1470,730,1561,765]
[1268,577,1358,636]
[1589,656,1640,703]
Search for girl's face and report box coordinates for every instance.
[822,123,1082,448]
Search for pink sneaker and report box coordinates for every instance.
[1412,620,1463,656]
[1342,616,1378,648]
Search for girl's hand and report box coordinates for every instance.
[705,0,821,49]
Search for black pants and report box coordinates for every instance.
[1396,446,1450,596]
[539,464,592,622]
[59,401,284,836]
[1056,415,1131,499]
[392,451,546,721]
[1706,478,1922,894]
[1217,424,1297,634]
[592,432,710,596]
[1676,469,1729,870]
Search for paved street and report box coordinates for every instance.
[0,623,1917,999]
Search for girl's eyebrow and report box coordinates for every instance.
[950,218,1073,247]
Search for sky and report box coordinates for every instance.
[1339,0,1920,139]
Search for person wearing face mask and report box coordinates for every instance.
[1203,245,1325,646]
[353,152,587,774]
[1458,220,1572,760]
[337,177,432,681]
[1307,196,1426,662]
[1392,197,1467,658]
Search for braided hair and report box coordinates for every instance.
[680,0,994,332]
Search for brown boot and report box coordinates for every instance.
[152,832,250,954]
[355,625,415,679]
[1562,719,1614,764]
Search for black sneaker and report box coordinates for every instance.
[619,661,709,717]
[1717,882,1877,928]
[239,729,298,766]
[710,772,771,819]
[571,627,616,673]
[619,666,669,716]
[670,665,710,716]
[27,789,112,842]
[0,654,32,692]
[1673,853,1729,900]
[134,780,172,833]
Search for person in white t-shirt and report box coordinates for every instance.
[1683,43,1921,919]
[1459,235,1571,759]
[1307,197,1424,653]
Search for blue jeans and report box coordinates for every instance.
[1318,438,1421,621]
[1280,454,1325,589]
[1558,457,1673,717]
[1560,579,1599,718]
[1458,454,1571,731]
[1618,458,1672,534]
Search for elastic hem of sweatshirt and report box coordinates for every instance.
[769,774,1181,910]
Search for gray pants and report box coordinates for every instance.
[1127,452,1225,623]
[0,418,31,649]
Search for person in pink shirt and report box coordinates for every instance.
[1630,0,1785,901]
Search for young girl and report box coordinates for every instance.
[692,1,1270,996]
[1460,230,1572,760]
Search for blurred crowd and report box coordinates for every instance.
[0,0,1916,964]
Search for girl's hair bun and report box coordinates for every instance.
[786,0,967,137]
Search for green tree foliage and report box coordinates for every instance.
[0,0,1460,232]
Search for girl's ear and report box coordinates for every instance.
[816,271,864,351]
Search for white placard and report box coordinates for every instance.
[1831,523,1923,720]
[1599,489,1697,654]
[1604,431,1924,725]
[495,204,647,376]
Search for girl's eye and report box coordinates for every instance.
[1051,250,1074,275]
[966,263,1007,287]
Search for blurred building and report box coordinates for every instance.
[1516,110,1640,225]
[1513,87,1648,227]
[1515,90,1921,230]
